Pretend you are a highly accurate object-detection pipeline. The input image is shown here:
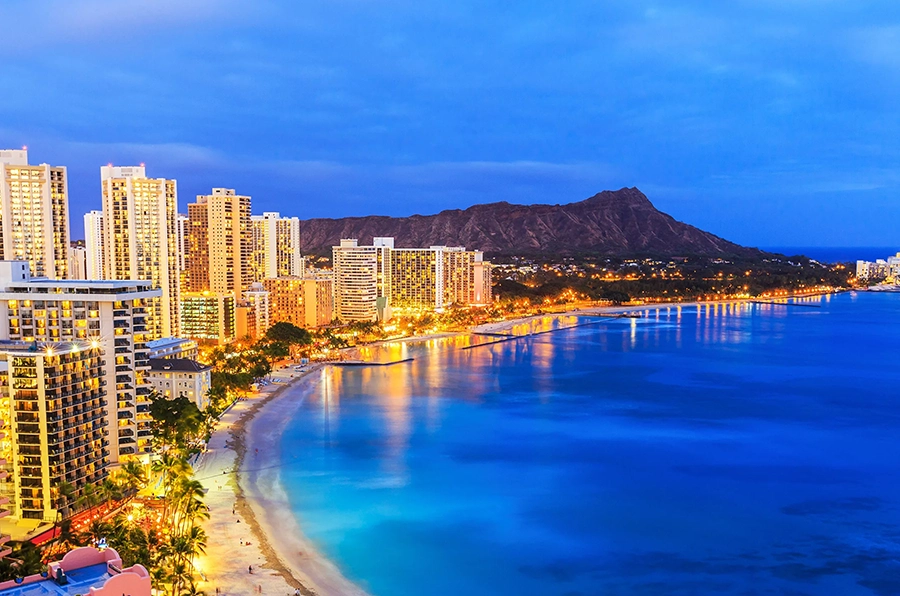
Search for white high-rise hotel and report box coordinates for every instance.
[0,149,70,280]
[250,212,303,280]
[101,165,180,338]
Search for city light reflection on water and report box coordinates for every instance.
[280,294,900,596]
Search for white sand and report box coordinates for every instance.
[194,365,367,596]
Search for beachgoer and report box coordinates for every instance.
[249,565,253,574]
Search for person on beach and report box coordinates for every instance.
[249,565,253,574]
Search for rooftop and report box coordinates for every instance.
[148,358,212,373]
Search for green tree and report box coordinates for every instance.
[149,392,205,454]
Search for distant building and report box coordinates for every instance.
[0,340,107,522]
[180,291,236,344]
[332,237,492,320]
[250,212,303,280]
[146,358,212,410]
[0,149,70,279]
[187,189,252,298]
[244,282,270,336]
[0,260,160,462]
[83,209,104,280]
[101,165,180,338]
[67,243,87,280]
[857,252,900,280]
[303,274,334,327]
[146,337,199,360]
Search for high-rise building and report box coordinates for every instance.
[180,291,236,344]
[83,210,104,280]
[0,260,161,463]
[250,212,303,280]
[176,213,188,291]
[443,247,492,306]
[101,165,180,338]
[389,247,445,312]
[0,149,70,279]
[187,189,252,298]
[0,340,108,522]
[332,238,392,322]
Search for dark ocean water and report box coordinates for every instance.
[281,293,900,595]
[764,247,898,263]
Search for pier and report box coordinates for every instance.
[751,300,821,308]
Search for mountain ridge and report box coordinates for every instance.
[299,187,764,258]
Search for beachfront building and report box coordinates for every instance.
[146,358,211,410]
[332,238,393,322]
[303,274,334,327]
[83,210,104,280]
[186,189,252,298]
[101,164,180,338]
[250,212,303,281]
[147,337,199,360]
[0,546,151,595]
[0,260,160,463]
[857,253,900,281]
[180,291,236,344]
[332,237,492,320]
[0,340,107,522]
[0,149,70,280]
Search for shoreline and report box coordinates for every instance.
[194,365,367,596]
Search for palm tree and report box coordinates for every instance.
[117,459,148,496]
[99,477,122,511]
[48,481,76,556]
[75,483,100,513]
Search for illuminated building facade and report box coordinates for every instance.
[0,340,107,522]
[68,243,87,280]
[0,260,160,463]
[180,292,236,344]
[101,165,180,338]
[146,337,199,361]
[187,189,252,297]
[243,283,270,336]
[333,238,492,319]
[0,149,70,280]
[250,212,303,280]
[146,359,211,411]
[332,238,392,322]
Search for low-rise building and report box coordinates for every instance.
[0,546,150,595]
[146,358,211,410]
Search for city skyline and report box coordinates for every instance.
[2,1,898,248]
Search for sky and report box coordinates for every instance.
[1,0,898,248]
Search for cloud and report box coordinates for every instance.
[0,0,260,49]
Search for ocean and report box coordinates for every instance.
[279,292,900,595]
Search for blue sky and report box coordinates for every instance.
[2,0,898,247]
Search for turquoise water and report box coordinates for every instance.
[280,293,900,595]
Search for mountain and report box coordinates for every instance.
[299,187,764,258]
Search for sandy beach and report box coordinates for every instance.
[194,364,367,596]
